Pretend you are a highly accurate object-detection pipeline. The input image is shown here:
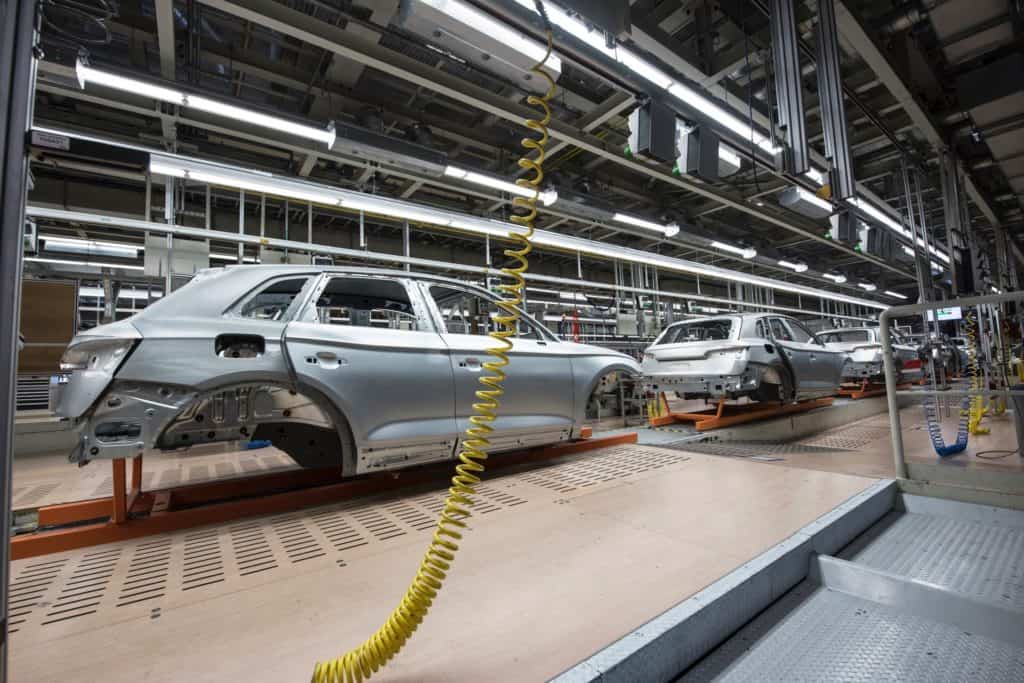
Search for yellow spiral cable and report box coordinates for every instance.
[311,27,557,683]
[966,311,989,435]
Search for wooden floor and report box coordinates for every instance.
[10,445,298,510]
[7,444,874,682]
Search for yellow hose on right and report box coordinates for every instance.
[310,22,557,683]
[966,311,989,435]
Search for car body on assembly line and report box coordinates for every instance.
[50,266,640,476]
[641,313,845,403]
[814,327,925,384]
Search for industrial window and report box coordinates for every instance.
[313,277,420,331]
[428,285,543,339]
[239,277,311,321]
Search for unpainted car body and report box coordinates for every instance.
[641,313,845,402]
[50,266,639,476]
[814,327,925,384]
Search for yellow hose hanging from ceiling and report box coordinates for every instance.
[310,16,557,683]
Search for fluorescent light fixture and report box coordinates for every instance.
[76,61,184,104]
[804,167,827,186]
[778,259,808,273]
[511,1,779,156]
[668,83,777,155]
[210,253,261,263]
[793,186,833,213]
[423,0,562,75]
[902,245,915,257]
[77,59,335,147]
[79,286,161,300]
[443,165,558,205]
[718,146,742,170]
[884,290,908,300]
[612,212,675,237]
[185,95,336,146]
[43,236,140,259]
[617,50,675,89]
[857,282,878,292]
[26,256,145,271]
[343,197,455,227]
[150,157,342,206]
[991,286,1000,294]
[130,151,890,310]
[711,241,757,259]
[849,197,909,238]
[822,272,847,284]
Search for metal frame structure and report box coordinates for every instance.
[769,0,808,175]
[880,291,1024,479]
[0,1,37,678]
[814,0,855,201]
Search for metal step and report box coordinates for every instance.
[678,496,1024,682]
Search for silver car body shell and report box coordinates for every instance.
[50,265,640,475]
[640,313,845,402]
[814,327,925,383]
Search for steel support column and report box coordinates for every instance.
[0,1,38,679]
[770,0,809,174]
[939,150,962,295]
[816,0,855,200]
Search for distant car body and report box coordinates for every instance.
[50,266,639,475]
[814,327,925,384]
[641,313,845,403]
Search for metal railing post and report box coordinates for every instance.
[879,308,906,478]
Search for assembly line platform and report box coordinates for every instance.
[7,396,1023,682]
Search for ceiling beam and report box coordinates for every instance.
[196,0,907,279]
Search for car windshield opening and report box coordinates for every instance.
[816,330,871,344]
[659,318,734,344]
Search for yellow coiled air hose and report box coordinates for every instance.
[966,311,990,435]
[311,16,556,683]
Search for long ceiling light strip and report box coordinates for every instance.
[145,153,886,309]
[421,0,562,74]
[76,61,336,147]
[26,256,145,272]
[443,165,558,205]
[509,0,778,155]
[778,259,808,273]
[504,1,959,271]
[710,241,757,259]
[611,212,679,237]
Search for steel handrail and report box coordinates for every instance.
[880,290,1024,477]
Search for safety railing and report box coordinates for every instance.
[880,290,1024,478]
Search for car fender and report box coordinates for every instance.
[569,356,641,428]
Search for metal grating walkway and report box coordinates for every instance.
[682,581,1024,682]
[678,496,1024,682]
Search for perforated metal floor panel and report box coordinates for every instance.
[841,510,1024,610]
[6,445,690,640]
[677,497,1024,682]
[680,582,1024,683]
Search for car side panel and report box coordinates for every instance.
[283,322,457,473]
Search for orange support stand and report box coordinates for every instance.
[649,394,833,431]
[837,380,911,400]
[14,432,637,560]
